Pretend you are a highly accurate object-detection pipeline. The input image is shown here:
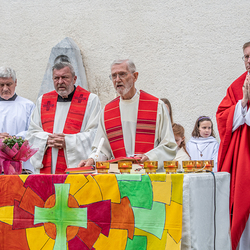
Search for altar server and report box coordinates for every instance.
[78,59,177,171]
[0,66,35,173]
[26,62,101,174]
[186,116,219,171]
[216,41,250,250]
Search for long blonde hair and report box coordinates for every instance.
[172,123,190,157]
[161,98,173,124]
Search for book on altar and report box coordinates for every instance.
[108,156,141,163]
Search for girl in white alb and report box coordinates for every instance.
[186,116,219,172]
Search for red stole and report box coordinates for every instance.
[41,86,90,174]
[216,71,250,250]
[104,90,158,158]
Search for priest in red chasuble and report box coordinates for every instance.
[78,59,177,171]
[26,62,101,174]
[216,42,250,250]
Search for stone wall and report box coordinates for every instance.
[0,0,249,139]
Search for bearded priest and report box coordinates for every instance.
[78,59,177,171]
[26,62,101,174]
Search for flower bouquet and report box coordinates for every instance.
[0,136,38,175]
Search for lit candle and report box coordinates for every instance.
[147,164,155,168]
[98,165,108,169]
[96,161,110,174]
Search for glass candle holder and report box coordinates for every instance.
[96,161,110,174]
[204,160,214,171]
[118,161,132,173]
[144,161,158,174]
[182,161,196,173]
[164,161,178,174]
[195,160,204,172]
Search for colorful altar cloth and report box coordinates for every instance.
[0,173,183,250]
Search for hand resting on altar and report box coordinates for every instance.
[135,154,149,163]
[78,158,95,168]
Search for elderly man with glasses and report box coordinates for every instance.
[78,59,177,171]
[217,42,250,250]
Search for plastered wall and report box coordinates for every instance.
[0,0,249,140]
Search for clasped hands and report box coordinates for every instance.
[242,74,250,108]
[47,133,65,149]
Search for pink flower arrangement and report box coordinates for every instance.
[0,136,38,175]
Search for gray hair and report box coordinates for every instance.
[0,66,16,82]
[111,59,136,73]
[52,62,75,77]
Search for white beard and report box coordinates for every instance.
[116,83,133,98]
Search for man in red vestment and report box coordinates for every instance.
[78,59,176,171]
[26,62,101,174]
[216,42,250,250]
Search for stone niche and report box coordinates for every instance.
[38,37,88,98]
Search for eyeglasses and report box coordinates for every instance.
[242,55,250,62]
[109,72,128,80]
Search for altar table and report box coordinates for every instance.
[181,172,231,250]
[0,172,230,250]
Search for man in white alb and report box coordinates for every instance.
[78,59,177,171]
[0,66,35,173]
[26,62,101,174]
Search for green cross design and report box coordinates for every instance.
[34,184,87,250]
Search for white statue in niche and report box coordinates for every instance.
[38,37,88,98]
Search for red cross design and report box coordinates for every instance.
[75,94,86,103]
[43,101,54,111]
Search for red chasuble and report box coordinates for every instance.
[104,90,158,158]
[216,71,250,250]
[41,86,90,174]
